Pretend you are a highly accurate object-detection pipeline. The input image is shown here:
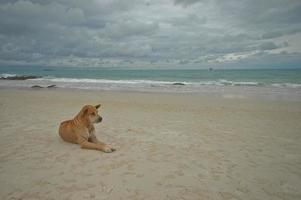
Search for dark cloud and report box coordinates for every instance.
[104,20,159,39]
[259,42,278,50]
[174,0,205,6]
[0,0,300,68]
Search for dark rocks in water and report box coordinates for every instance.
[172,82,185,86]
[31,85,57,89]
[47,84,57,88]
[0,75,41,80]
[31,85,44,89]
[31,84,57,89]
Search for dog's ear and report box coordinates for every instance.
[84,107,89,115]
[95,104,101,109]
[81,106,89,116]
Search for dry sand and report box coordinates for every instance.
[0,88,301,200]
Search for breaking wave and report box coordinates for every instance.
[1,74,301,89]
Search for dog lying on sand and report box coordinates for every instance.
[59,104,115,153]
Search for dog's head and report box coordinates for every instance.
[81,104,103,124]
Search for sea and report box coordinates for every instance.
[1,66,301,99]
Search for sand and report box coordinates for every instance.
[0,88,301,200]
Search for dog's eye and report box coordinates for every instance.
[91,113,95,116]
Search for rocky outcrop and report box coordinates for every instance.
[31,85,57,89]
[47,85,57,88]
[0,75,41,80]
[172,82,185,86]
[31,85,44,89]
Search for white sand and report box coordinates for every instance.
[0,88,301,200]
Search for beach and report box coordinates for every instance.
[1,0,301,199]
[0,88,301,200]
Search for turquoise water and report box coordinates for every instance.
[1,66,301,86]
[1,66,301,100]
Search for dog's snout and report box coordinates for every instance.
[98,116,103,122]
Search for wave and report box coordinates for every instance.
[271,83,301,88]
[218,79,260,86]
[35,77,263,87]
[35,77,177,85]
[30,77,301,88]
[0,73,17,78]
[1,74,301,89]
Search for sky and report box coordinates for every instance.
[0,0,301,69]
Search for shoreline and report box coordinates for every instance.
[1,83,301,102]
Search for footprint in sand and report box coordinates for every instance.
[165,174,175,179]
[175,170,184,176]
[136,174,144,178]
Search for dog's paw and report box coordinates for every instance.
[103,145,113,153]
[109,145,116,152]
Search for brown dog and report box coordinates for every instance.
[59,104,115,153]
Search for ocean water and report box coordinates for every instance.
[1,66,301,97]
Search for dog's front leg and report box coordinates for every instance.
[78,137,113,153]
[89,131,116,152]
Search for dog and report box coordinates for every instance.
[59,104,115,153]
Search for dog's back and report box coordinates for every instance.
[59,120,78,144]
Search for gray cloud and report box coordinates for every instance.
[0,0,301,68]
[259,42,278,50]
[174,0,205,6]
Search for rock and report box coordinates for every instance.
[0,75,41,80]
[47,84,57,88]
[172,82,185,86]
[31,85,44,89]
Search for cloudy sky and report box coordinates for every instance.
[0,0,301,69]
